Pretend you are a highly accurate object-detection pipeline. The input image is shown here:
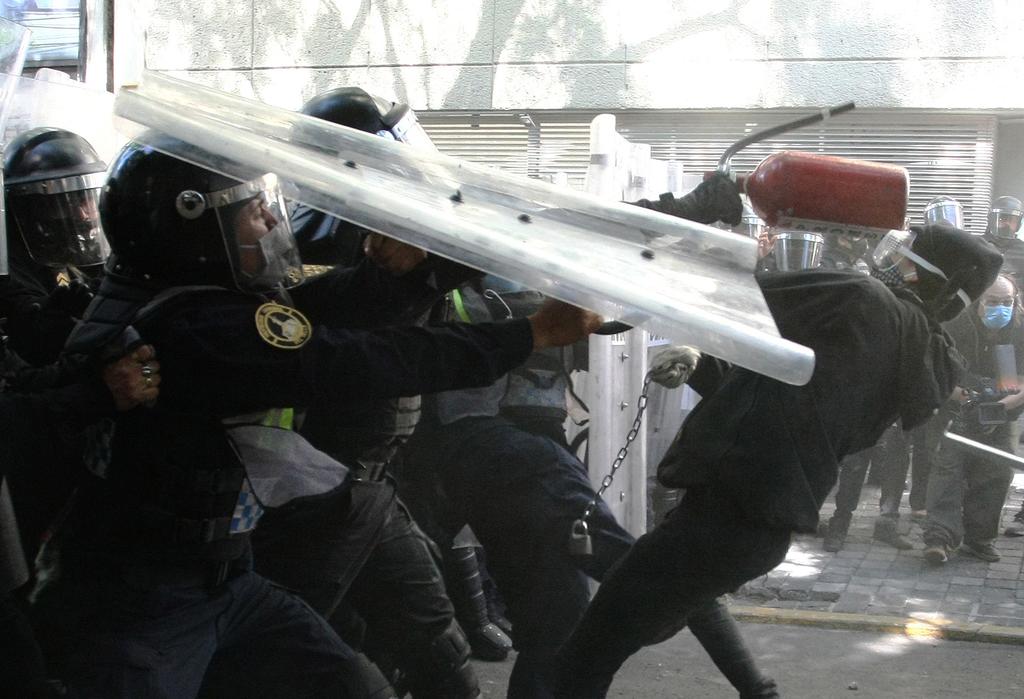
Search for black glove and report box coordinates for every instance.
[39,279,94,318]
[630,174,743,226]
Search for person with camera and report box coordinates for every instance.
[922,274,1024,564]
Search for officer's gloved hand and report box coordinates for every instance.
[631,173,743,226]
[528,299,603,349]
[364,232,428,276]
[38,279,94,318]
[649,345,701,388]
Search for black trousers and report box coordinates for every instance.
[923,421,1017,548]
[833,420,939,522]
[252,480,458,693]
[40,558,360,699]
[404,416,636,698]
[0,593,50,699]
[554,487,791,698]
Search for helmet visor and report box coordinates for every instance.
[8,172,110,268]
[210,173,304,292]
[989,210,1023,240]
[871,229,918,282]
[377,108,437,151]
[924,201,963,229]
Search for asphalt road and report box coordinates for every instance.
[473,622,1024,697]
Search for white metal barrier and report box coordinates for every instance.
[582,114,701,536]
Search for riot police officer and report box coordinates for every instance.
[0,128,112,561]
[43,133,599,698]
[252,87,497,698]
[924,195,965,229]
[0,135,154,695]
[2,127,108,365]
[983,195,1024,292]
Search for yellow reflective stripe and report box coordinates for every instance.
[260,408,295,430]
[451,289,472,323]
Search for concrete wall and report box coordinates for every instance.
[132,0,1024,111]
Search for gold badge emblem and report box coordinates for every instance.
[255,302,312,349]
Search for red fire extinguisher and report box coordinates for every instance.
[712,103,909,238]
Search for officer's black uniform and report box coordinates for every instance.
[251,84,498,698]
[252,205,485,698]
[555,226,1002,697]
[985,234,1024,291]
[0,355,117,699]
[0,127,111,699]
[42,139,542,699]
[50,277,534,698]
[403,278,635,699]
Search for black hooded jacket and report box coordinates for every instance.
[658,269,964,533]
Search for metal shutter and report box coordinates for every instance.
[418,110,996,233]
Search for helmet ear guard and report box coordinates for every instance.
[175,191,207,220]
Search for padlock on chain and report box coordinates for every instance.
[569,518,593,556]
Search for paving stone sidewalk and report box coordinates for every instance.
[731,476,1024,628]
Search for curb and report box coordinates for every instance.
[728,605,1024,646]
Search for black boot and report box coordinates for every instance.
[445,546,513,661]
[478,548,513,640]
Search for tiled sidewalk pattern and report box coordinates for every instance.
[732,476,1024,628]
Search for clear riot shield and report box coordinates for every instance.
[0,17,31,276]
[0,18,30,76]
[112,70,814,386]
[2,71,123,162]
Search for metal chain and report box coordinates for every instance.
[580,371,654,524]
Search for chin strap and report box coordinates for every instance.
[902,246,972,309]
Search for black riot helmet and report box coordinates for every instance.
[4,127,110,270]
[294,87,437,263]
[300,87,436,149]
[99,134,303,292]
[987,195,1023,240]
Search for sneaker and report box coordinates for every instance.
[923,543,949,565]
[873,518,913,550]
[910,509,927,522]
[823,517,849,553]
[961,541,1001,562]
[1004,523,1024,538]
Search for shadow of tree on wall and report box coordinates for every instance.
[144,0,1014,111]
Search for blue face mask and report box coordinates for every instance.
[982,303,1013,329]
